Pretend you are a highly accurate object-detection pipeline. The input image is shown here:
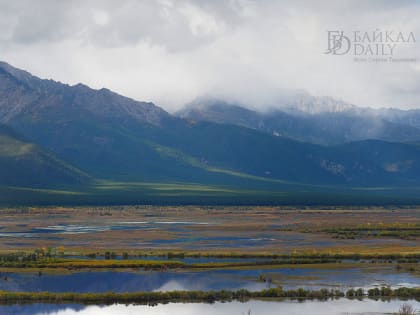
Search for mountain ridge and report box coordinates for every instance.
[1,61,420,195]
[178,98,420,145]
[0,61,171,127]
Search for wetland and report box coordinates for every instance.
[0,206,418,314]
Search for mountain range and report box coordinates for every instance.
[178,97,420,145]
[1,61,420,205]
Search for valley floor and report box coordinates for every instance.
[0,206,418,254]
[0,206,418,315]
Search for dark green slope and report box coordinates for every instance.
[1,61,420,192]
[155,121,420,186]
[0,125,91,187]
[334,140,420,185]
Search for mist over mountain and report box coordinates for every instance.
[178,97,420,145]
[1,61,420,198]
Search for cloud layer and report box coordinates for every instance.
[0,0,419,111]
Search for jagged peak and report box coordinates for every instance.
[0,61,38,82]
[0,61,171,126]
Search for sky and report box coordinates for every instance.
[0,0,419,112]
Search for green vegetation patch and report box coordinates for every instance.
[0,287,418,305]
[324,223,420,240]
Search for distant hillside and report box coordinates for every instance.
[178,98,420,145]
[1,61,420,196]
[0,124,91,187]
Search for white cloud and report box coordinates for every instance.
[0,0,419,111]
[92,10,110,26]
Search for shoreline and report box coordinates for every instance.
[0,287,418,305]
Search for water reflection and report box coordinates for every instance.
[0,270,266,293]
[0,266,417,293]
[1,299,419,315]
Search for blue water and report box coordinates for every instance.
[0,265,417,293]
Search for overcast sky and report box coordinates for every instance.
[0,0,419,111]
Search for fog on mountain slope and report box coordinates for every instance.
[178,97,420,145]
